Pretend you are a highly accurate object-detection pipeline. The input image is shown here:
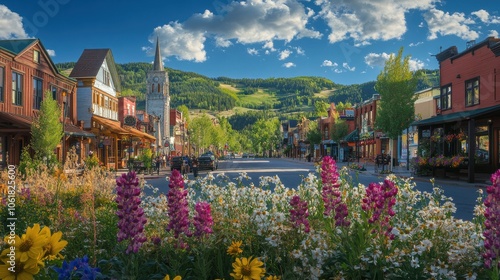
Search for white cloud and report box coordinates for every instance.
[409,58,425,71]
[46,49,56,57]
[151,22,207,62]
[342,62,355,71]
[364,52,425,71]
[295,46,305,55]
[424,8,479,41]
[279,49,292,60]
[409,42,423,47]
[488,30,499,38]
[0,5,28,39]
[321,60,338,67]
[334,68,343,73]
[315,0,435,44]
[364,52,391,68]
[472,9,500,24]
[263,41,276,52]
[283,62,296,68]
[247,48,259,55]
[215,37,232,47]
[150,0,321,62]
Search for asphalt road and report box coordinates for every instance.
[143,157,487,221]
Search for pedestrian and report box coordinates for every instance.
[155,157,161,175]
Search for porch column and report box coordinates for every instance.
[468,119,475,183]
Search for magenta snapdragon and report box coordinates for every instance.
[115,171,147,254]
[483,169,500,269]
[289,195,310,233]
[321,156,350,227]
[166,169,192,238]
[193,201,214,237]
[361,179,398,239]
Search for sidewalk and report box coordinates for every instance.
[283,157,490,188]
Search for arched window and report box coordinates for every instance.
[151,84,154,93]
[157,84,160,92]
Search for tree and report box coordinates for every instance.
[314,100,329,117]
[331,119,349,160]
[306,121,322,159]
[374,47,418,170]
[31,90,63,164]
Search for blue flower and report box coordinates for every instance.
[52,255,102,280]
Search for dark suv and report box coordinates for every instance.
[171,156,191,172]
[198,154,218,171]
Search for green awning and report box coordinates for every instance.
[412,105,500,126]
[344,129,359,142]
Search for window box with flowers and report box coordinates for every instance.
[412,155,466,178]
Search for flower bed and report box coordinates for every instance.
[1,156,500,279]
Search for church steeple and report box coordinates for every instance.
[153,37,164,71]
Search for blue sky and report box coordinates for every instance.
[1,0,499,85]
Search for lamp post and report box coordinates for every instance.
[62,91,67,165]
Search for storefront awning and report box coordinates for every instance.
[412,105,500,126]
[0,112,32,132]
[123,126,156,142]
[344,129,359,142]
[64,123,95,138]
[91,115,129,135]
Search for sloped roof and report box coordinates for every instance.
[69,49,121,91]
[0,39,37,55]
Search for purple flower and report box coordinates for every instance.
[361,179,398,239]
[483,169,500,269]
[193,201,214,237]
[115,171,147,254]
[166,169,192,238]
[289,195,310,233]
[321,156,350,227]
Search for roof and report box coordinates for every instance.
[412,105,500,126]
[0,112,33,130]
[92,115,128,135]
[0,39,37,55]
[69,49,121,91]
[123,126,156,142]
[64,123,95,138]
[153,38,164,71]
[344,129,359,142]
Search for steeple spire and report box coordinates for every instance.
[153,37,164,71]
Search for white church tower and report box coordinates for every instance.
[146,38,170,154]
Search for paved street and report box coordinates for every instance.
[116,157,491,221]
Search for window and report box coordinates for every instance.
[51,86,57,100]
[12,72,23,106]
[33,78,43,109]
[440,84,451,110]
[33,50,40,63]
[465,77,479,106]
[0,66,4,102]
[103,70,110,86]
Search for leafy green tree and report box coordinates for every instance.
[375,47,419,170]
[314,100,329,117]
[177,105,190,124]
[251,118,281,157]
[331,119,349,160]
[306,121,322,158]
[30,90,63,165]
[189,114,216,154]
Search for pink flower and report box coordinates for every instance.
[115,171,147,254]
[166,169,192,238]
[361,179,398,239]
[483,169,500,269]
[193,202,214,237]
[321,156,350,227]
[289,195,310,233]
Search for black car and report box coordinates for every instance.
[171,156,191,172]
[198,154,218,171]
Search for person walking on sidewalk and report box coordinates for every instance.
[155,157,161,175]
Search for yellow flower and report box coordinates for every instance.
[266,276,280,280]
[40,227,68,260]
[0,253,41,280]
[4,224,48,263]
[227,241,243,257]
[164,275,182,280]
[230,256,265,280]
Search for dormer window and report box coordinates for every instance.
[33,50,40,63]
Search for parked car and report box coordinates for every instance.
[198,154,218,171]
[171,156,191,172]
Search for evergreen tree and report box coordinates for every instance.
[31,90,63,163]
